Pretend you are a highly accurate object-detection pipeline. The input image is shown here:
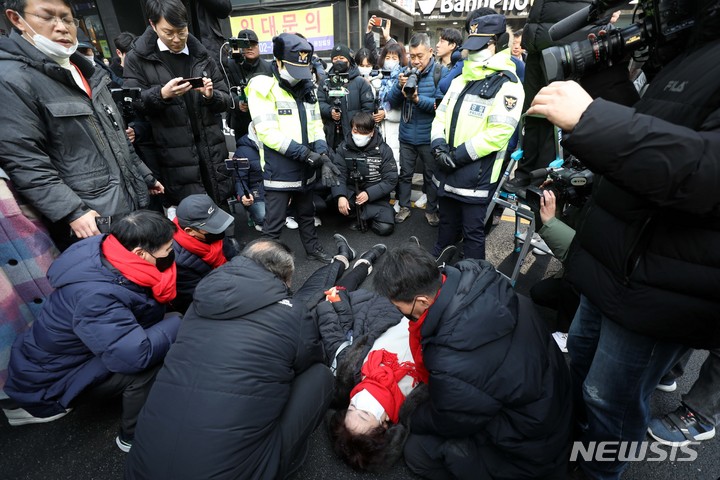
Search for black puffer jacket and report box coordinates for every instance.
[125,255,324,479]
[564,39,720,349]
[317,65,375,149]
[411,260,571,479]
[0,31,153,232]
[123,27,233,205]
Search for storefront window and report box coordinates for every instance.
[71,1,112,58]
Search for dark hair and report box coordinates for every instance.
[145,0,188,28]
[464,7,497,34]
[241,238,294,284]
[5,0,72,13]
[378,42,407,68]
[374,245,442,302]
[351,111,375,134]
[113,32,136,54]
[110,210,176,252]
[354,47,377,68]
[328,409,390,471]
[513,29,523,38]
[439,27,463,47]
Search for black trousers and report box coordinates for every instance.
[292,258,371,308]
[277,363,335,478]
[263,189,320,254]
[433,196,488,260]
[75,363,162,438]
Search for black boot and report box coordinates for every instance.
[307,247,332,264]
[333,233,355,262]
[435,245,457,267]
[355,244,387,268]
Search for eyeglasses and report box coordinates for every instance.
[23,11,80,28]
[158,29,189,40]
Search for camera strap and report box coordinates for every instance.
[448,70,517,147]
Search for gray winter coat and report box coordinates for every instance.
[0,31,154,229]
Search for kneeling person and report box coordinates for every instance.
[332,112,398,236]
[172,194,235,313]
[2,211,181,452]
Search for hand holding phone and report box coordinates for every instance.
[181,77,205,89]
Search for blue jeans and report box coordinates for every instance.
[568,295,689,479]
[246,201,265,226]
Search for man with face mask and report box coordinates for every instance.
[317,43,375,150]
[0,0,164,250]
[246,32,340,263]
[431,12,524,261]
[2,211,182,453]
[171,194,235,313]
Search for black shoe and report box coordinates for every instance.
[435,245,457,267]
[333,233,355,262]
[502,176,531,194]
[355,244,387,267]
[307,248,332,264]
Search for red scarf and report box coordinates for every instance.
[172,218,227,268]
[408,274,446,385]
[350,349,420,423]
[101,234,177,303]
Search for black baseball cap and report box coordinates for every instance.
[176,194,234,234]
[237,29,259,44]
[273,33,313,80]
[463,14,507,52]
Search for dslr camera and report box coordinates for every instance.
[110,87,141,127]
[542,0,696,82]
[402,67,419,96]
[228,34,252,63]
[368,69,392,79]
[525,157,594,214]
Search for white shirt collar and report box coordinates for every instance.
[156,38,189,56]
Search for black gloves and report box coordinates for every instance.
[433,144,457,172]
[320,153,341,187]
[305,150,323,168]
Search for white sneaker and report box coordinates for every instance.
[254,224,263,232]
[4,407,72,426]
[415,193,427,209]
[314,216,322,227]
[285,217,298,229]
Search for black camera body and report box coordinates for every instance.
[542,0,696,82]
[323,73,349,99]
[369,69,392,79]
[403,67,419,96]
[229,35,252,63]
[110,87,141,126]
[525,158,594,214]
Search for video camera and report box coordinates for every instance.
[542,0,696,82]
[228,34,252,63]
[525,156,594,214]
[402,67,419,96]
[323,72,349,98]
[110,87,141,127]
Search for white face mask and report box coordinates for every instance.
[467,48,493,64]
[383,59,399,71]
[350,389,386,421]
[19,15,78,60]
[352,132,372,148]
[279,66,301,86]
[358,66,372,77]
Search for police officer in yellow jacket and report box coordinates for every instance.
[431,13,524,260]
[247,33,340,263]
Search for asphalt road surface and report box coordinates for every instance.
[1,205,717,480]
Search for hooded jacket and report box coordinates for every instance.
[123,28,233,205]
[3,235,180,417]
[410,260,572,478]
[317,64,375,148]
[386,58,439,145]
[125,255,324,480]
[0,31,154,236]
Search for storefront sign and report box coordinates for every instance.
[416,0,530,16]
[230,5,335,54]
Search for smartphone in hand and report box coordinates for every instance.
[181,77,204,88]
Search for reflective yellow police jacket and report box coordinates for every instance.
[247,73,328,191]
[431,52,524,204]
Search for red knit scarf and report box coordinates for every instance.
[350,349,421,423]
[172,218,227,268]
[408,274,446,385]
[101,234,177,303]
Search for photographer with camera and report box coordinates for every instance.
[317,44,375,150]
[527,1,720,477]
[431,13,524,260]
[247,33,340,263]
[226,29,272,141]
[386,33,440,226]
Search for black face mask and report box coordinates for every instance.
[203,232,225,243]
[154,250,175,272]
[333,60,349,73]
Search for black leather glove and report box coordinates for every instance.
[433,145,456,172]
[320,154,341,187]
[305,150,323,168]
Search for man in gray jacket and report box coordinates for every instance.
[0,0,163,250]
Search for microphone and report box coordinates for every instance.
[549,6,592,41]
